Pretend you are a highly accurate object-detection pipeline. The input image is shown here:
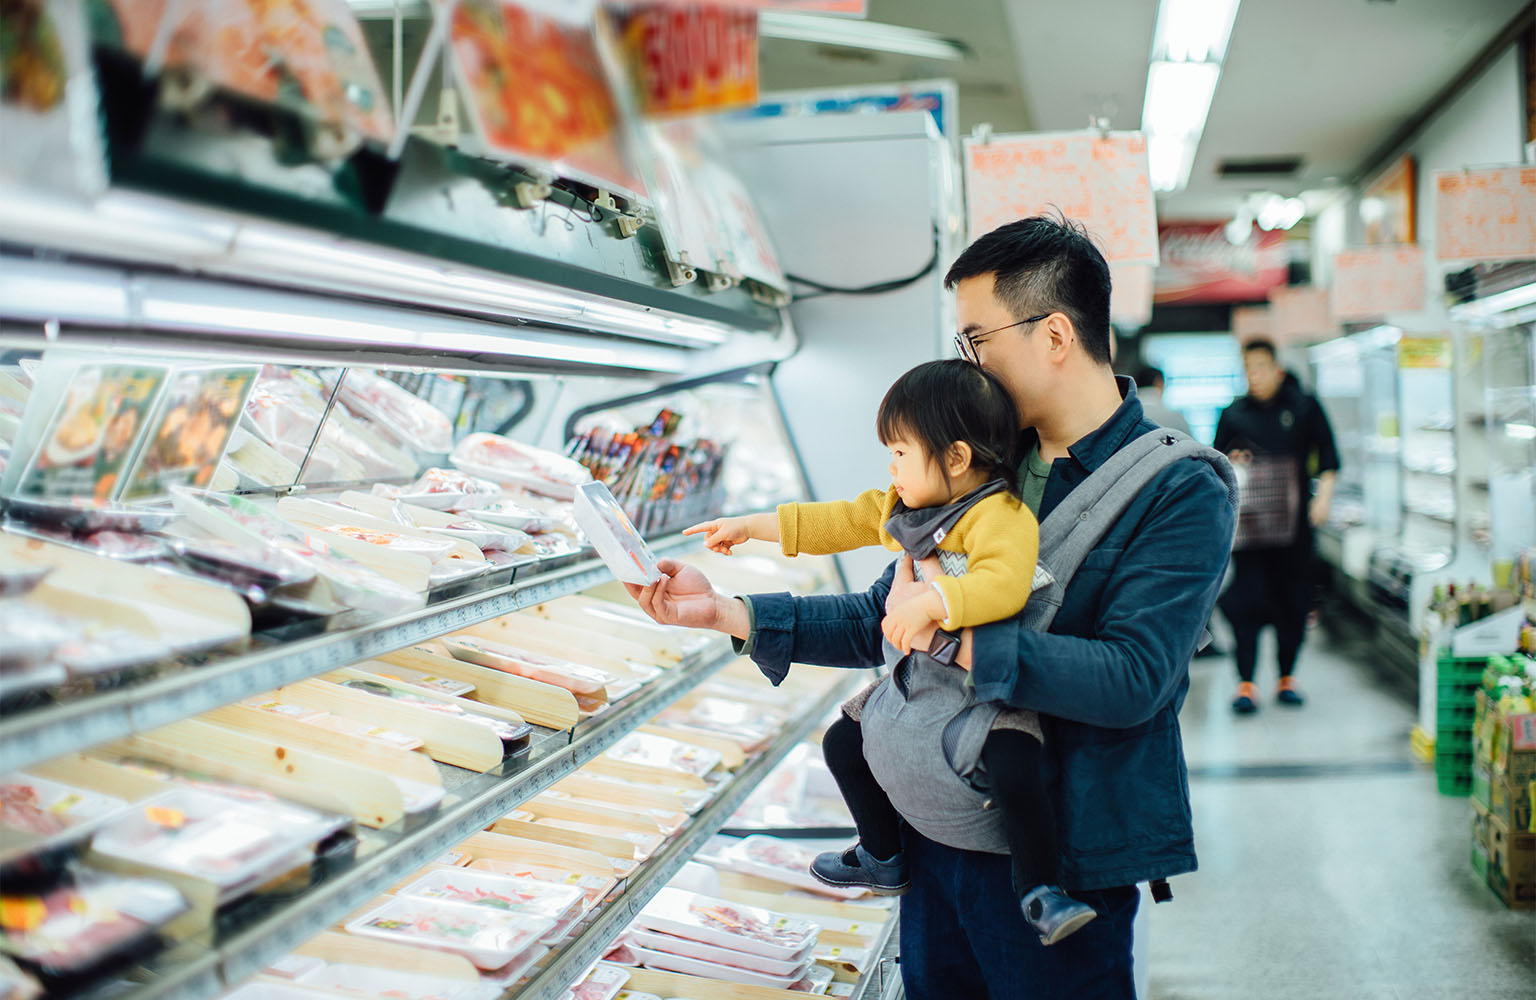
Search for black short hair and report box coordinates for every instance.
[943,215,1113,366]
[1242,338,1279,361]
[876,359,1021,499]
[1133,366,1165,389]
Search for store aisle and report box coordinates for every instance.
[1146,627,1535,1000]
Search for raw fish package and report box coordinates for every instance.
[399,868,584,943]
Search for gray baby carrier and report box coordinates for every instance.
[860,429,1237,854]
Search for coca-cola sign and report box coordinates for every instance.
[1154,221,1289,304]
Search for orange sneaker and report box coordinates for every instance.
[1276,676,1305,707]
[1232,681,1259,714]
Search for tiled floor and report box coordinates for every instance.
[1144,624,1535,1000]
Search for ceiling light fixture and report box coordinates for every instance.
[758,11,969,62]
[1141,0,1241,192]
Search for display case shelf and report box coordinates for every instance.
[0,534,701,774]
[72,634,756,1000]
[510,676,864,1000]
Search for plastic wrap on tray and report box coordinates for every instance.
[628,941,810,989]
[55,629,172,678]
[169,488,423,616]
[450,433,592,501]
[344,896,552,970]
[239,697,425,751]
[1,497,180,533]
[467,860,617,916]
[336,371,454,456]
[337,679,530,747]
[2,524,171,563]
[442,637,614,697]
[0,604,72,670]
[0,868,188,982]
[716,835,868,900]
[463,499,559,534]
[628,927,811,977]
[657,697,780,753]
[0,774,126,856]
[789,962,836,994]
[602,732,722,781]
[297,963,501,1000]
[422,519,530,553]
[243,369,411,482]
[355,662,474,698]
[635,888,818,962]
[89,788,346,902]
[373,468,501,512]
[399,868,584,945]
[563,964,630,1000]
[168,537,317,592]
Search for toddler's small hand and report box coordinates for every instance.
[682,518,747,555]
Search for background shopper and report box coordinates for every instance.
[1132,365,1191,434]
[1215,338,1341,713]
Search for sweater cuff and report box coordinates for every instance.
[777,504,800,557]
[934,576,964,631]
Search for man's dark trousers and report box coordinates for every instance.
[899,826,1139,999]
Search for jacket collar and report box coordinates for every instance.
[1020,376,1148,475]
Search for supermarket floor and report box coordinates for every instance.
[1144,619,1536,1000]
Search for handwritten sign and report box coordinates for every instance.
[1435,167,1536,262]
[1268,285,1334,343]
[963,131,1159,265]
[1332,246,1425,320]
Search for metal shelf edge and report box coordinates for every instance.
[0,535,698,773]
[510,676,862,1000]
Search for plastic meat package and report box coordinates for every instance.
[297,962,502,1000]
[0,868,188,981]
[239,697,424,751]
[1,496,180,533]
[450,433,592,501]
[628,927,811,977]
[398,868,585,945]
[442,637,614,697]
[628,941,811,989]
[563,964,630,1000]
[170,487,423,617]
[373,468,502,512]
[466,860,616,916]
[344,896,553,970]
[89,788,347,901]
[789,962,836,994]
[716,835,868,900]
[0,774,126,855]
[660,697,780,753]
[602,732,722,781]
[336,679,530,748]
[635,888,818,963]
[336,371,454,457]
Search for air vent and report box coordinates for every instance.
[1217,157,1304,178]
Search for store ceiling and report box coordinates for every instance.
[762,0,1532,222]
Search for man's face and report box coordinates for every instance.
[954,273,1046,428]
[1243,349,1284,402]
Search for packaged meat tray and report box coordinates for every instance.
[168,537,317,592]
[572,481,660,586]
[297,962,502,1000]
[628,927,813,977]
[0,604,75,670]
[562,963,630,1000]
[55,630,172,678]
[0,774,127,861]
[398,868,585,944]
[1,496,179,533]
[0,869,188,981]
[442,637,614,697]
[239,698,425,752]
[660,697,780,752]
[344,896,553,970]
[467,860,616,915]
[89,788,347,902]
[635,888,818,962]
[357,662,475,698]
[789,962,837,994]
[2,525,170,562]
[336,371,455,457]
[468,499,561,534]
[628,942,812,989]
[422,519,530,553]
[450,433,592,501]
[373,468,501,512]
[336,679,531,748]
[0,564,50,599]
[602,733,722,781]
[716,836,868,900]
[223,984,335,1000]
[318,524,458,562]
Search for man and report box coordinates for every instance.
[1214,339,1339,714]
[626,217,1235,999]
[1133,365,1191,434]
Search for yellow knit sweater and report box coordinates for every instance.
[776,486,1039,630]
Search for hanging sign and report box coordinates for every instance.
[1397,337,1452,370]
[962,130,1159,265]
[1331,245,1425,320]
[1267,285,1334,344]
[616,5,759,116]
[1434,166,1536,262]
[1154,221,1289,304]
[1231,305,1270,342]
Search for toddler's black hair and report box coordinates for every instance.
[875,359,1022,500]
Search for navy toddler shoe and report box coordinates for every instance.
[1021,885,1098,945]
[809,843,910,896]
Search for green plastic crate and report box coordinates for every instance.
[1437,700,1480,729]
[1438,654,1491,684]
[1438,771,1472,795]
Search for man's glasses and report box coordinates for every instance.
[954,312,1053,364]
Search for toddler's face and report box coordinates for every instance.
[886,437,950,508]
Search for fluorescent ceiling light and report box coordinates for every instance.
[1142,60,1219,138]
[1147,134,1197,192]
[1151,0,1241,63]
[1448,281,1536,319]
[759,11,968,61]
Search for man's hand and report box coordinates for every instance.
[881,591,942,655]
[885,556,944,654]
[623,558,749,638]
[682,517,752,555]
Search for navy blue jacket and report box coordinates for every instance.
[739,379,1236,891]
